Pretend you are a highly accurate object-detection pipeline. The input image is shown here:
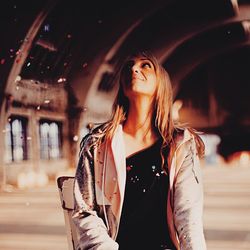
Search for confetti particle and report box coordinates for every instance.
[15,75,21,82]
[57,77,66,83]
[73,135,79,142]
[126,165,132,171]
[27,137,32,140]
[37,106,41,110]
[44,24,50,32]
[44,99,50,104]
[27,62,31,67]
[82,63,88,68]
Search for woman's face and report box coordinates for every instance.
[121,56,158,98]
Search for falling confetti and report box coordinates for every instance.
[15,75,21,82]
[73,135,79,142]
[82,63,88,68]
[16,49,21,55]
[126,165,132,171]
[57,77,66,83]
[44,99,50,104]
[27,62,31,67]
[44,24,50,32]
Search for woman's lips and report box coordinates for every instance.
[131,75,144,81]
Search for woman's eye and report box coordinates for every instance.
[142,62,151,68]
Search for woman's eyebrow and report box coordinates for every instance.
[140,58,153,64]
[140,58,150,61]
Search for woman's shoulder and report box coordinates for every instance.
[173,126,205,157]
[173,126,202,141]
[80,122,110,149]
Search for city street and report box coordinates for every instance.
[0,166,250,250]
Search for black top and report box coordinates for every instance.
[116,140,176,250]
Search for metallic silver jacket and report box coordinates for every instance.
[72,124,207,250]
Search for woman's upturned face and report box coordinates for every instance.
[121,56,157,98]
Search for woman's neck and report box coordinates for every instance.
[123,96,157,142]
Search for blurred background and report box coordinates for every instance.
[0,0,250,249]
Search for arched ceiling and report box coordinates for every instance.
[1,0,250,155]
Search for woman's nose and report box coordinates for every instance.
[131,64,139,74]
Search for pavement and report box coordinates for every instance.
[0,165,250,250]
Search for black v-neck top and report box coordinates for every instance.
[116,140,176,250]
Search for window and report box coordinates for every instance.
[39,120,62,159]
[5,116,28,163]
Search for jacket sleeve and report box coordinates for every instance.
[72,136,119,250]
[173,140,207,250]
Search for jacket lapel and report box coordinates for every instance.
[94,125,126,220]
[110,125,126,216]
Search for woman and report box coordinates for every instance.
[72,51,207,250]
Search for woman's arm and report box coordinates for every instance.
[173,140,207,250]
[72,136,118,250]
